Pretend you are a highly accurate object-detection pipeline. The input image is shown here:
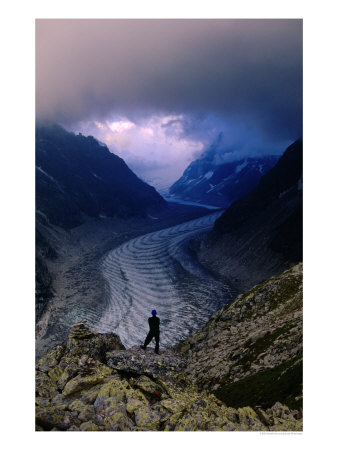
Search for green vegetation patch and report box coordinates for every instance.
[233,321,299,371]
[214,355,303,410]
[266,276,302,311]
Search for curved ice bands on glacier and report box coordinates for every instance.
[94,212,235,348]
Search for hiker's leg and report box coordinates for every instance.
[155,333,160,353]
[144,331,153,348]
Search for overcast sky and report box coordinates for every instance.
[36,19,302,190]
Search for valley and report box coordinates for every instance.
[33,19,305,433]
[36,202,227,358]
[97,210,235,349]
[34,132,303,432]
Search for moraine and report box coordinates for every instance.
[93,212,235,348]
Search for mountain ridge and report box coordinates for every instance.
[194,140,303,293]
[36,123,166,229]
[168,139,279,207]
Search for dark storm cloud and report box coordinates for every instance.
[36,19,302,142]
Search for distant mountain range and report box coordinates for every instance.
[36,123,166,229]
[196,140,303,292]
[168,141,279,207]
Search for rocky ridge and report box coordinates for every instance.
[36,273,303,433]
[176,263,303,410]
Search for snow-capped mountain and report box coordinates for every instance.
[168,153,279,208]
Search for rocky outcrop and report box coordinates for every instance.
[106,347,186,378]
[36,319,302,431]
[175,263,303,411]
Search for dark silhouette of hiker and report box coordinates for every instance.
[140,309,160,354]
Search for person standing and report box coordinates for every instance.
[140,309,160,354]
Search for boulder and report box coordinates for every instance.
[79,421,101,431]
[134,406,161,430]
[132,375,164,397]
[37,344,66,372]
[161,398,187,414]
[175,412,210,431]
[126,388,148,414]
[103,411,135,431]
[66,322,125,362]
[63,365,111,397]
[36,372,58,398]
[36,405,74,431]
[48,365,63,383]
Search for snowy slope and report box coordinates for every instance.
[169,155,278,207]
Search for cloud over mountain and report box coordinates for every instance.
[36,19,302,142]
[36,20,302,188]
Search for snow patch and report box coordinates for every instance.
[204,171,214,180]
[36,210,51,225]
[192,176,206,186]
[215,175,232,188]
[36,166,65,193]
[92,172,104,181]
[206,183,215,193]
[235,160,248,173]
